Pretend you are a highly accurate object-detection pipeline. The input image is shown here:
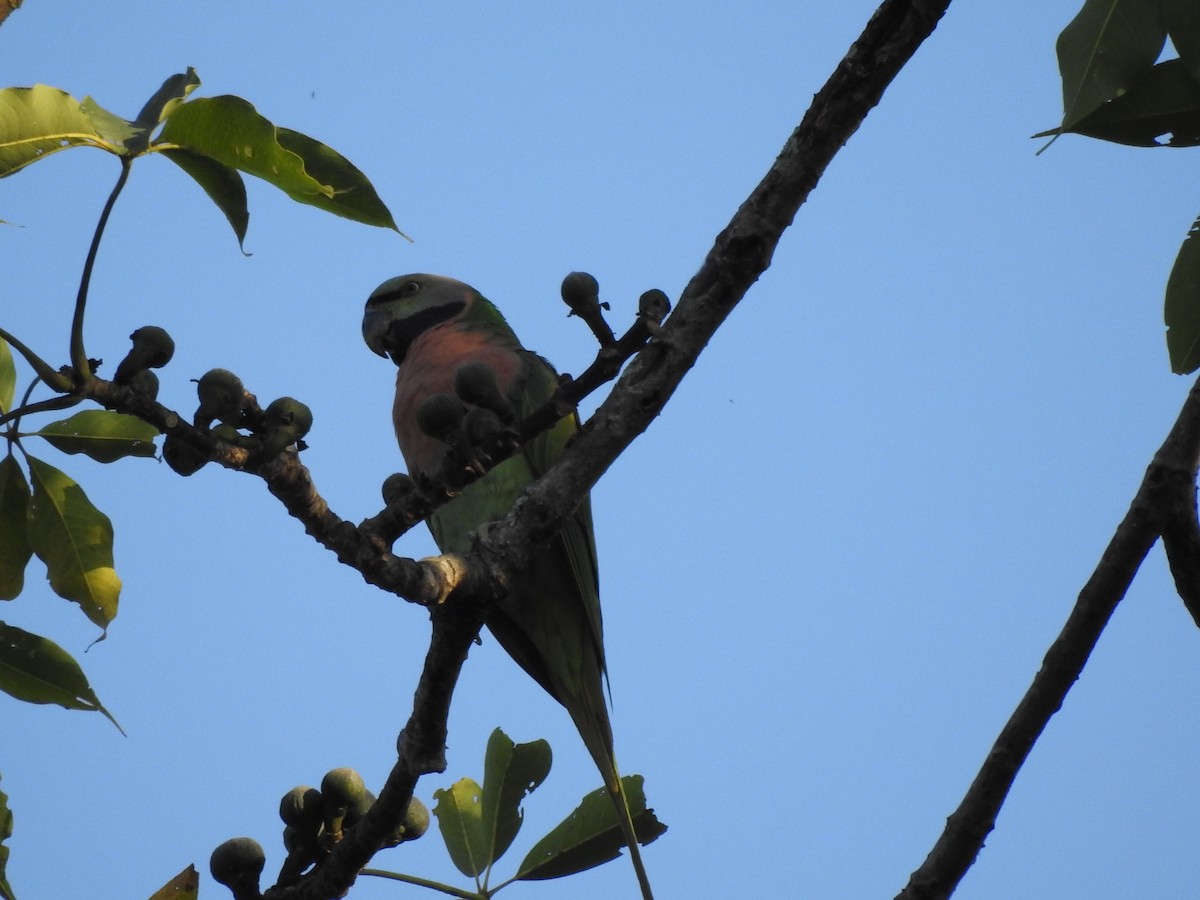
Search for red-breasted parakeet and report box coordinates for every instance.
[363,273,653,898]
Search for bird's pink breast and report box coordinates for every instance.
[392,323,521,476]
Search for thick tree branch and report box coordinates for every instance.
[29,2,951,896]
[895,375,1200,900]
[262,2,955,897]
[472,0,954,574]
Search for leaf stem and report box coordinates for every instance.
[358,868,484,899]
[0,393,82,429]
[71,156,133,381]
[0,327,71,391]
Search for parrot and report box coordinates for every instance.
[362,273,654,899]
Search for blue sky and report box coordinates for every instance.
[4,3,1200,898]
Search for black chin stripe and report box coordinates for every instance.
[382,302,466,363]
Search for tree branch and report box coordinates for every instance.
[36,2,951,896]
[895,374,1200,900]
[246,2,958,897]
[263,3,954,897]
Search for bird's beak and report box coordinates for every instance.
[362,307,391,358]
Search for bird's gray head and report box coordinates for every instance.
[362,273,476,364]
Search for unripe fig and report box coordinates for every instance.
[560,271,601,315]
[114,325,174,383]
[637,289,671,333]
[454,361,514,422]
[162,434,207,476]
[400,796,430,842]
[209,836,265,898]
[381,472,417,508]
[127,368,159,401]
[264,397,313,438]
[260,397,313,457]
[195,368,245,427]
[343,787,376,831]
[463,407,517,459]
[320,767,367,839]
[415,393,466,444]
[279,785,323,831]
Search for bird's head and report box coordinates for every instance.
[362,273,480,365]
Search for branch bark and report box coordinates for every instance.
[895,375,1200,900]
[45,2,952,896]
[273,3,953,897]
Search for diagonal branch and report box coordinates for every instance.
[259,2,955,898]
[895,374,1200,900]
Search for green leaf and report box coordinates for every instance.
[1166,212,1200,373]
[516,775,666,881]
[155,95,400,232]
[160,149,249,249]
[26,456,120,628]
[0,772,12,900]
[1057,0,1166,131]
[276,128,402,232]
[0,339,14,414]
[31,410,159,463]
[481,728,552,867]
[79,97,141,148]
[432,777,489,879]
[156,95,332,198]
[146,864,199,900]
[0,84,113,178]
[0,457,32,600]
[0,621,122,732]
[134,70,201,131]
[1058,58,1200,146]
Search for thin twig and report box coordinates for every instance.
[71,157,133,380]
[260,3,954,898]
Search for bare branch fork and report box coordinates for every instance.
[52,1,953,896]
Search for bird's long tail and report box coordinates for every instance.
[572,700,654,899]
[603,761,655,900]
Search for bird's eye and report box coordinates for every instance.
[400,280,422,297]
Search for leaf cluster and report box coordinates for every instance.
[1042,1,1200,373]
[0,69,401,248]
[0,67,404,899]
[361,729,664,899]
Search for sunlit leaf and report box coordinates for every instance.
[0,84,113,178]
[1058,58,1200,146]
[0,772,12,900]
[276,127,402,233]
[156,95,400,231]
[160,148,249,249]
[32,409,159,463]
[79,97,141,148]
[0,339,14,414]
[516,775,666,881]
[26,456,120,628]
[481,728,551,865]
[133,70,200,131]
[146,864,199,900]
[1166,211,1200,373]
[0,456,32,600]
[0,621,123,731]
[156,95,332,199]
[432,777,488,878]
[1056,0,1166,130]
